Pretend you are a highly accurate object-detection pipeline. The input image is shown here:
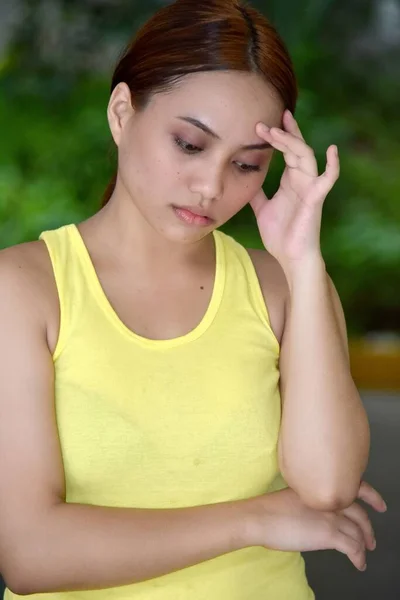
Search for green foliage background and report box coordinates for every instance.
[0,0,399,335]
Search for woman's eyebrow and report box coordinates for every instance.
[176,116,272,150]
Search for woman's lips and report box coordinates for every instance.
[172,206,214,227]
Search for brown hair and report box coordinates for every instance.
[102,0,297,206]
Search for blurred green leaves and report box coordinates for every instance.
[0,76,113,246]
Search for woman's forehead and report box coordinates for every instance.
[149,71,283,127]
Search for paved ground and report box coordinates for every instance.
[1,392,399,598]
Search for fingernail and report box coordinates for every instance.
[372,539,376,550]
[361,564,367,572]
[258,123,270,133]
[383,501,388,512]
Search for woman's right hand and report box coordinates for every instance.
[245,481,386,572]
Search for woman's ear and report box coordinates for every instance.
[107,82,135,147]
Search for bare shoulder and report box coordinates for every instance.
[247,248,289,345]
[0,241,59,346]
[0,240,53,299]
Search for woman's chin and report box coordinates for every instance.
[163,226,214,245]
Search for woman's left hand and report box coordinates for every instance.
[250,109,340,274]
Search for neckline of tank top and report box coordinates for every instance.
[67,224,227,349]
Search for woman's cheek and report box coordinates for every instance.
[237,180,259,206]
[224,187,252,218]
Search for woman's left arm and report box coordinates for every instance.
[251,110,370,512]
[278,259,370,512]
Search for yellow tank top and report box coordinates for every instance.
[6,224,314,600]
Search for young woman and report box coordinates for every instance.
[0,0,386,598]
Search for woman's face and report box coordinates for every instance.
[109,70,283,243]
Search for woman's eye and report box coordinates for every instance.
[174,137,261,174]
[174,137,203,154]
[236,162,261,174]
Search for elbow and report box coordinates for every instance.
[281,474,361,512]
[282,464,361,511]
[2,546,48,596]
[280,454,367,513]
[3,563,41,597]
[298,485,360,512]
[1,506,66,596]
[3,568,33,597]
[5,581,33,597]
[4,568,48,597]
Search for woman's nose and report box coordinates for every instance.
[189,163,225,202]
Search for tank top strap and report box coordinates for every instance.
[39,224,89,361]
[214,230,278,349]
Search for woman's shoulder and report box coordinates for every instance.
[0,241,59,345]
[0,239,53,290]
[246,247,289,345]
